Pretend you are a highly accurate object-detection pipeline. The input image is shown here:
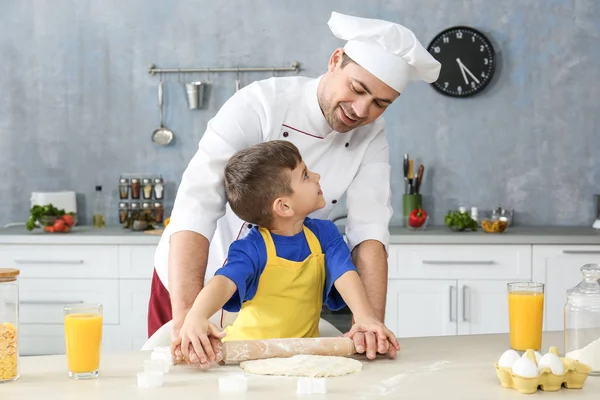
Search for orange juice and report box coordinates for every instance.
[508,291,544,351]
[64,313,103,373]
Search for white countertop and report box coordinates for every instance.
[0,225,162,245]
[4,331,598,399]
[0,224,598,246]
[385,225,600,245]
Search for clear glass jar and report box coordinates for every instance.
[564,263,600,375]
[0,268,20,382]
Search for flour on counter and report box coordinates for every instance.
[566,337,600,371]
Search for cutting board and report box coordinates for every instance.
[143,228,164,235]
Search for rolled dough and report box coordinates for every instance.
[239,355,363,377]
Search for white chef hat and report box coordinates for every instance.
[327,11,441,93]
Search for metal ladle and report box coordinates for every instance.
[151,74,174,146]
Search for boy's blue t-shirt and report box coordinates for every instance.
[214,217,356,312]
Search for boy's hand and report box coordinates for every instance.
[345,315,400,360]
[172,314,226,370]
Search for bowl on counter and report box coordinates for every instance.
[481,219,509,233]
[37,215,76,233]
[480,206,513,233]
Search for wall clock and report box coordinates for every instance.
[427,26,496,98]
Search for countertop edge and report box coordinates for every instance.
[0,225,598,246]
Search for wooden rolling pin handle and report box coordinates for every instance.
[221,337,356,364]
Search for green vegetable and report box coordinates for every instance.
[444,210,478,232]
[25,204,75,231]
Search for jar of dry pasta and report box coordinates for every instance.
[0,268,20,382]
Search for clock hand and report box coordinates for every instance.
[456,58,469,85]
[457,58,481,84]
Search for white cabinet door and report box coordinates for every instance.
[385,280,457,338]
[532,245,600,332]
[118,245,157,279]
[457,280,511,335]
[388,244,531,281]
[119,279,152,351]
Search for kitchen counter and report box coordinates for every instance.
[0,224,598,246]
[4,331,598,399]
[0,225,162,244]
[384,226,600,245]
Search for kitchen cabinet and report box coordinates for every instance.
[532,245,600,332]
[386,278,512,338]
[456,280,511,335]
[385,244,530,338]
[1,226,597,354]
[385,279,456,338]
[0,241,156,356]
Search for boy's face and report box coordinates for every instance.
[287,161,326,215]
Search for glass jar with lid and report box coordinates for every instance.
[0,268,20,382]
[564,263,600,375]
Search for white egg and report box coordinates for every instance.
[538,353,565,375]
[511,357,539,378]
[521,350,542,365]
[498,349,521,368]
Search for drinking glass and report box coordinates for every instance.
[63,303,103,379]
[508,282,544,351]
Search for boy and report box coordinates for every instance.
[174,140,399,368]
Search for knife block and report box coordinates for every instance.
[402,194,422,228]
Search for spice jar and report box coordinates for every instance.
[118,202,129,224]
[142,178,153,200]
[142,202,153,219]
[131,178,141,200]
[153,178,164,200]
[129,202,140,219]
[119,178,129,199]
[564,263,600,375]
[153,202,164,224]
[0,268,20,382]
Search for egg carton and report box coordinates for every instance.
[494,346,592,394]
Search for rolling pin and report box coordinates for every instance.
[210,337,357,364]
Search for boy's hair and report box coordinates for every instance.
[224,140,302,227]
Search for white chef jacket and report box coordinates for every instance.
[153,75,393,289]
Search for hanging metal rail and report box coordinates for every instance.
[148,61,300,75]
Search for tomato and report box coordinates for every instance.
[53,219,65,232]
[44,226,54,233]
[61,214,75,227]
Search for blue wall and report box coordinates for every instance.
[1,0,598,227]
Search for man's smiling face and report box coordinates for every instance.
[318,49,400,133]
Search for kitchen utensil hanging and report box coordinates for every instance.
[185,81,204,109]
[151,74,174,146]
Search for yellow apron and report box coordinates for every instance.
[222,225,325,341]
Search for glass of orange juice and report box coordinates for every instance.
[507,282,544,351]
[63,303,103,379]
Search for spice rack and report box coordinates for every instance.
[118,173,165,229]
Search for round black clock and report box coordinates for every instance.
[427,26,496,97]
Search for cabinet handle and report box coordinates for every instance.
[14,259,84,265]
[562,250,600,255]
[423,260,496,265]
[462,286,470,322]
[449,285,454,322]
[21,300,84,305]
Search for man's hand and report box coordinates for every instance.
[350,240,390,358]
[168,231,210,364]
[344,315,399,359]
[172,314,226,370]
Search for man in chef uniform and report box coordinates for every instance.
[148,11,441,362]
